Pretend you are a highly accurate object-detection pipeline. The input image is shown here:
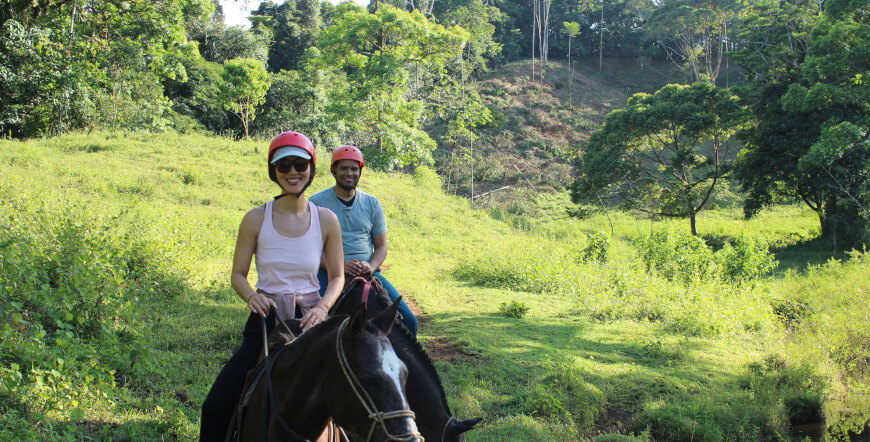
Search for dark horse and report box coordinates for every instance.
[226,300,423,442]
[331,277,483,442]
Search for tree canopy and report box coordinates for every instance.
[572,82,748,235]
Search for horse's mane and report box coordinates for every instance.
[365,280,453,415]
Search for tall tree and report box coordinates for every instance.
[562,21,580,106]
[781,0,870,244]
[572,83,749,235]
[0,0,212,136]
[733,0,869,246]
[252,0,322,72]
[732,0,822,220]
[316,4,468,169]
[217,58,271,138]
[647,0,739,86]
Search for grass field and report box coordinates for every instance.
[1,132,868,440]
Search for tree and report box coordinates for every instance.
[192,22,270,64]
[733,0,869,246]
[316,4,468,169]
[732,0,820,218]
[252,0,322,72]
[647,0,739,86]
[252,47,342,147]
[218,58,271,138]
[0,0,211,136]
[781,0,870,245]
[572,83,749,235]
[562,21,580,106]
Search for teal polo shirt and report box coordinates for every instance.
[309,187,387,262]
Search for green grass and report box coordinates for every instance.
[1,132,868,440]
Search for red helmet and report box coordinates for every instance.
[268,131,316,191]
[331,145,364,169]
[269,131,316,165]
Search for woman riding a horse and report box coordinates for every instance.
[200,131,345,441]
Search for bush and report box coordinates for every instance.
[0,196,187,430]
[576,232,610,263]
[499,301,530,318]
[633,230,718,285]
[633,231,777,285]
[717,236,778,283]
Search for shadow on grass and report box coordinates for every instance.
[424,311,831,441]
[772,235,849,275]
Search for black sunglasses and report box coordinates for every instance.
[275,157,310,173]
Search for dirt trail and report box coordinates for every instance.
[402,294,476,362]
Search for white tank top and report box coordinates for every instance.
[255,200,322,296]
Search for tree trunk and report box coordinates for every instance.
[599,0,604,72]
[568,37,573,106]
[690,212,697,236]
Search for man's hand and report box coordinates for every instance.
[344,259,373,277]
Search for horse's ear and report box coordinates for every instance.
[372,296,401,335]
[347,303,368,338]
[445,417,483,439]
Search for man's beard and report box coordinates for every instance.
[337,181,357,191]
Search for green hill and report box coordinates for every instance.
[438,57,683,211]
[1,132,867,440]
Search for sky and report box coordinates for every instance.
[218,0,367,28]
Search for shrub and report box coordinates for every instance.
[0,196,188,430]
[717,235,778,283]
[633,230,717,285]
[499,300,530,318]
[576,232,610,263]
[633,231,777,286]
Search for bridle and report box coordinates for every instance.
[252,316,423,441]
[439,416,457,442]
[335,318,423,442]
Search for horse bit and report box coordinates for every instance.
[258,316,424,441]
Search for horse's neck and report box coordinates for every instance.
[270,330,336,436]
[389,329,453,421]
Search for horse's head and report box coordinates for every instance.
[335,299,422,442]
[332,276,483,441]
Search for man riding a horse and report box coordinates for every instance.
[310,146,418,337]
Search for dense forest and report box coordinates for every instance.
[1,0,867,245]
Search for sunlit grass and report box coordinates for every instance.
[1,132,867,440]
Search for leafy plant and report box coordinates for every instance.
[499,300,530,318]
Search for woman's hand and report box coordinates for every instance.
[247,292,276,317]
[300,305,328,331]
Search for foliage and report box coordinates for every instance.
[192,22,270,65]
[217,58,271,138]
[733,0,870,248]
[498,300,530,318]
[316,4,469,169]
[252,0,321,72]
[575,232,610,263]
[0,195,188,439]
[646,0,737,86]
[633,230,777,285]
[0,20,98,137]
[572,82,750,235]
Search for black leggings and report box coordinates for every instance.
[200,312,281,441]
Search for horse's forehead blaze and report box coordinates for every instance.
[377,337,409,403]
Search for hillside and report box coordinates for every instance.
[436,57,682,211]
[1,133,868,440]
